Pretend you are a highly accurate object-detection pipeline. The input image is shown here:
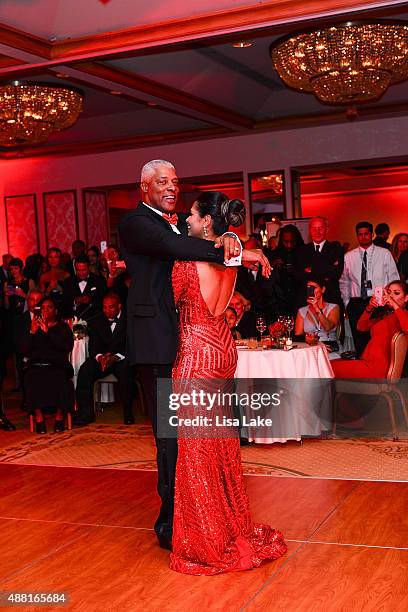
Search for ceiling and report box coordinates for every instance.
[0,0,408,159]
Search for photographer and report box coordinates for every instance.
[332,281,408,378]
[295,276,342,359]
[21,297,74,433]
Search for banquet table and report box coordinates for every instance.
[234,342,334,444]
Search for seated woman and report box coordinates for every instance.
[332,280,408,379]
[295,277,341,359]
[21,297,74,433]
[225,306,242,340]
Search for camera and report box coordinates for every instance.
[33,306,42,319]
[306,285,315,298]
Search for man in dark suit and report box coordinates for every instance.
[66,240,87,277]
[62,256,106,321]
[74,293,134,426]
[294,216,344,308]
[119,159,268,551]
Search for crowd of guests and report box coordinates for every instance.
[1,217,407,433]
[0,241,132,432]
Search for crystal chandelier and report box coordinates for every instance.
[0,81,84,147]
[271,21,408,106]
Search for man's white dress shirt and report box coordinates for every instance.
[340,244,399,307]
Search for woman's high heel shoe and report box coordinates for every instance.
[54,419,65,433]
[35,421,47,434]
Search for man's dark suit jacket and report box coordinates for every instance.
[87,312,127,359]
[294,241,344,306]
[118,202,225,365]
[62,273,106,321]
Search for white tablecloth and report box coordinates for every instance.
[235,343,334,443]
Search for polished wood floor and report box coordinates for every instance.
[0,464,407,611]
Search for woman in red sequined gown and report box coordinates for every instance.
[169,192,287,575]
[332,281,408,378]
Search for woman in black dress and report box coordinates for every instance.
[22,297,74,433]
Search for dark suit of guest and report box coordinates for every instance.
[294,241,344,307]
[236,266,283,325]
[76,311,134,423]
[62,273,106,321]
[119,202,225,547]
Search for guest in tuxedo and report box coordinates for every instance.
[373,223,391,250]
[294,216,344,309]
[119,159,267,551]
[62,256,106,321]
[66,239,86,276]
[340,221,399,355]
[74,293,135,426]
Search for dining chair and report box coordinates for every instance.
[332,332,408,440]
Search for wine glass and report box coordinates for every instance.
[284,315,294,339]
[256,316,267,341]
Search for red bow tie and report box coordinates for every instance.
[162,213,178,225]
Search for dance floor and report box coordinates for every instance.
[1,463,407,611]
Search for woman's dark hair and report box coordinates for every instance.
[195,191,245,236]
[39,296,61,320]
[306,275,326,289]
[226,306,238,318]
[277,224,305,248]
[386,280,408,297]
[88,245,100,256]
[47,247,62,258]
[9,257,23,269]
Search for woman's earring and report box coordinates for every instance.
[203,225,208,237]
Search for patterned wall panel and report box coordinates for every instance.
[44,190,78,253]
[84,190,109,248]
[5,194,39,260]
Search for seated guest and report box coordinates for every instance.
[21,297,74,433]
[373,223,391,250]
[62,256,106,321]
[74,293,135,426]
[332,281,408,378]
[225,307,242,340]
[295,277,341,359]
[229,291,257,339]
[39,247,70,303]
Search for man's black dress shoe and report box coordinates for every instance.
[54,419,65,433]
[155,525,172,551]
[124,416,135,425]
[35,421,47,434]
[0,416,16,431]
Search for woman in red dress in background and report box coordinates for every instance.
[332,280,408,379]
[169,192,286,575]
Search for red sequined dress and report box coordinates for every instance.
[169,261,287,575]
